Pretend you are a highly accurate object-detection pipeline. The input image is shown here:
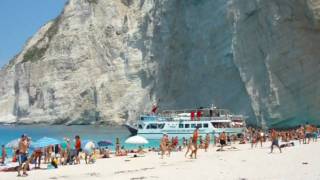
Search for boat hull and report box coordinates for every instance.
[137,128,245,139]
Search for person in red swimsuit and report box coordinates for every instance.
[75,135,82,164]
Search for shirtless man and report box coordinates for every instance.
[270,129,282,153]
[219,132,227,151]
[298,126,305,144]
[160,134,168,158]
[17,134,30,177]
[256,130,264,148]
[305,123,313,144]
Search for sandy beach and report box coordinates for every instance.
[1,140,319,180]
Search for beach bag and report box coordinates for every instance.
[51,159,58,169]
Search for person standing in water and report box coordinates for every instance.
[270,129,282,153]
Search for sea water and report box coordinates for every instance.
[0,125,161,157]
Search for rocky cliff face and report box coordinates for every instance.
[0,0,320,127]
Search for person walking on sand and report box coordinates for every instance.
[219,132,227,151]
[190,127,199,158]
[185,137,194,157]
[305,123,313,144]
[204,133,210,152]
[159,134,168,158]
[1,145,7,164]
[75,135,82,164]
[115,137,121,156]
[256,130,264,148]
[17,134,30,177]
[270,129,282,153]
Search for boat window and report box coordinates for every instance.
[191,124,196,128]
[146,123,158,129]
[197,124,202,128]
[185,124,190,128]
[158,123,165,129]
[140,117,144,120]
[203,123,208,128]
[179,124,184,128]
[138,125,143,129]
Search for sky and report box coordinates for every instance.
[0,0,67,68]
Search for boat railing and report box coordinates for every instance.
[139,114,235,122]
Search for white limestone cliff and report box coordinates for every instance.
[0,0,319,127]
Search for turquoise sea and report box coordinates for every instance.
[0,125,161,157]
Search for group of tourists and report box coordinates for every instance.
[247,123,318,153]
[159,123,319,160]
[0,134,85,176]
[0,123,319,177]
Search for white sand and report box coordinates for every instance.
[1,141,320,180]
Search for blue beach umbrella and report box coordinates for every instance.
[32,137,61,148]
[97,140,113,147]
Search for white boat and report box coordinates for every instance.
[124,107,247,139]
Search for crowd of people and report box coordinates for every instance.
[159,123,319,160]
[0,135,127,176]
[0,123,318,177]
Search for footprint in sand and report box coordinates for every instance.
[87,172,101,177]
[130,176,147,180]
